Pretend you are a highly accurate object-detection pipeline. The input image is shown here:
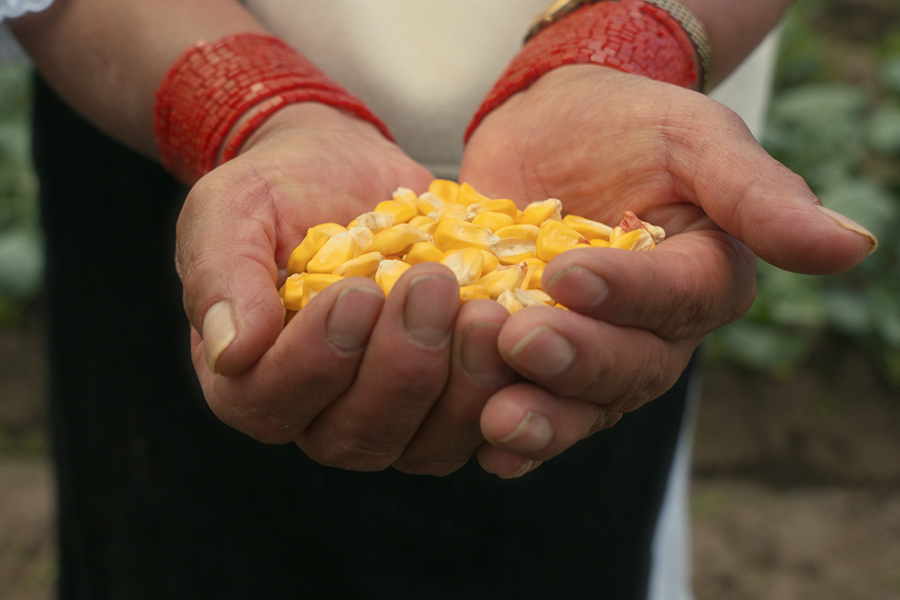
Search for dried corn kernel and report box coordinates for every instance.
[441,248,485,286]
[281,181,665,318]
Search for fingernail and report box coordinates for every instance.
[546,266,609,309]
[816,205,878,254]
[499,411,554,453]
[403,274,458,345]
[498,458,536,480]
[203,300,236,373]
[460,322,509,387]
[507,325,575,378]
[326,286,384,351]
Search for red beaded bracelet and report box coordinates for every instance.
[464,0,699,142]
[154,33,393,185]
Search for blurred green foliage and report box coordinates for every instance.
[706,0,900,387]
[0,59,41,324]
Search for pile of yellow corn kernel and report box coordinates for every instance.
[280,180,664,316]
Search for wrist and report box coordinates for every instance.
[465,0,708,142]
[153,33,393,185]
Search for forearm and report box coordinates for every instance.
[681,0,793,86]
[8,0,268,158]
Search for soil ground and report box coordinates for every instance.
[2,307,899,600]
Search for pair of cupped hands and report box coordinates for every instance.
[175,66,875,478]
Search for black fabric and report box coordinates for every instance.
[32,73,691,600]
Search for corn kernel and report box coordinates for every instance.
[433,219,500,253]
[535,221,590,261]
[355,211,395,232]
[374,199,417,224]
[375,259,411,295]
[370,223,432,256]
[459,284,491,303]
[416,192,445,215]
[408,215,438,234]
[302,273,343,308]
[563,214,612,241]
[496,289,524,314]
[610,228,655,251]
[306,230,361,274]
[392,187,419,209]
[405,241,444,265]
[494,224,540,265]
[428,202,468,222]
[466,198,519,221]
[440,248,485,286]
[428,179,460,204]
[332,251,384,278]
[479,249,500,274]
[471,210,516,232]
[280,273,307,311]
[477,264,525,299]
[286,222,346,275]
[521,257,547,290]
[519,198,562,226]
[455,182,492,206]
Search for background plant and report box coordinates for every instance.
[705,0,900,387]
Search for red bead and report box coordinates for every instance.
[465,0,698,142]
[154,33,393,185]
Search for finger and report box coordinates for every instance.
[191,276,385,444]
[477,383,622,470]
[296,263,461,471]
[542,229,757,340]
[497,306,695,414]
[667,99,877,274]
[176,167,286,376]
[393,299,515,475]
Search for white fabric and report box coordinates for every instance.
[0,0,53,21]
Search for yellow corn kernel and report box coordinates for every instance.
[609,228,655,251]
[428,202,468,222]
[332,251,384,278]
[496,289,524,314]
[618,210,666,244]
[301,273,343,308]
[563,214,613,241]
[408,215,438,235]
[455,182,492,206]
[521,257,547,290]
[536,220,590,261]
[405,241,444,265]
[466,198,519,221]
[347,226,375,254]
[392,187,420,209]
[471,210,516,232]
[280,273,308,311]
[416,191,445,215]
[518,198,563,226]
[286,222,346,275]
[518,288,555,306]
[589,238,611,248]
[440,248,485,286]
[494,223,540,265]
[375,259,411,295]
[355,211,395,233]
[428,179,460,204]
[479,249,500,274]
[306,231,361,274]
[459,284,491,303]
[374,199,417,224]
[476,264,525,299]
[370,223,432,256]
[433,219,500,253]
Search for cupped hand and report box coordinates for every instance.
[176,104,514,474]
[460,65,877,477]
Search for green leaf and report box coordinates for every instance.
[0,229,44,298]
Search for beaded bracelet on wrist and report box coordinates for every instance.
[153,33,393,185]
[465,0,705,142]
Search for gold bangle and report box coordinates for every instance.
[525,0,713,92]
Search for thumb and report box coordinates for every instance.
[176,173,286,376]
[676,116,877,275]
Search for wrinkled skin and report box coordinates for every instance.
[176,67,874,478]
